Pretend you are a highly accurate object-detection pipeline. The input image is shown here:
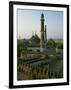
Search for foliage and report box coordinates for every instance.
[57,43,63,49]
[47,39,56,47]
[17,41,21,57]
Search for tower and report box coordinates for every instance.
[40,13,45,52]
[44,25,47,49]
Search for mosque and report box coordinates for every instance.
[20,13,48,59]
[27,13,47,53]
[18,13,63,80]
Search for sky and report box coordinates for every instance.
[17,9,63,39]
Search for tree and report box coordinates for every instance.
[47,39,56,47]
[57,43,63,49]
[17,41,21,57]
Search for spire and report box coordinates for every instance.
[45,25,47,49]
[41,13,44,21]
[45,25,47,41]
[40,13,45,52]
[41,13,44,18]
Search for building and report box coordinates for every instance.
[27,13,47,53]
[40,13,47,52]
[20,13,48,59]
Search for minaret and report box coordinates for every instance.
[40,13,45,52]
[44,25,47,49]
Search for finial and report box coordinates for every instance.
[41,13,44,18]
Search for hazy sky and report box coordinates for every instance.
[17,9,63,39]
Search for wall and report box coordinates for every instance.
[0,0,71,90]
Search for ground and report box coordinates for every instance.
[17,39,63,80]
